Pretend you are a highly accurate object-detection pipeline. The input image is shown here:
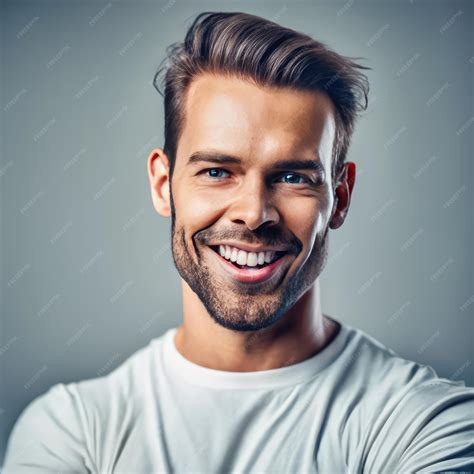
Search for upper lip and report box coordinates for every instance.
[209,241,290,253]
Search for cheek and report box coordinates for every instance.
[281,197,327,243]
[174,189,224,231]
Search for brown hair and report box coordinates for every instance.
[153,11,370,182]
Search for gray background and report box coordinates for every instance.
[1,0,473,464]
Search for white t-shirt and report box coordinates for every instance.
[3,319,474,473]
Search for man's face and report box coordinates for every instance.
[168,74,338,332]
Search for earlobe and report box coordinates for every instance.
[147,148,171,217]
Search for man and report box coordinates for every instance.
[4,11,474,473]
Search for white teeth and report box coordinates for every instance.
[217,245,277,266]
[236,250,247,265]
[246,252,258,267]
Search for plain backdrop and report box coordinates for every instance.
[1,0,473,464]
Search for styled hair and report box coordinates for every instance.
[153,11,370,182]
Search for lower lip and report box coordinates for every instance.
[209,247,289,284]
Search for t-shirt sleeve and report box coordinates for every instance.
[365,378,474,473]
[2,383,94,473]
[396,381,474,473]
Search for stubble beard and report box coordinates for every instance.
[168,189,330,332]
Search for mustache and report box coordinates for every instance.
[194,227,303,254]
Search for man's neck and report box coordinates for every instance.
[174,279,340,372]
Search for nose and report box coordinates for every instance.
[227,173,280,231]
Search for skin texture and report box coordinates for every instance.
[147,73,356,372]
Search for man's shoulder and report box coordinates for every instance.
[78,332,165,395]
[3,330,171,471]
[3,382,92,471]
[338,324,474,472]
[360,361,474,472]
[61,328,173,413]
[339,323,469,394]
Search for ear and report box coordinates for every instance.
[329,161,356,230]
[147,148,171,217]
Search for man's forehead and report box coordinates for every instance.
[185,73,334,127]
[178,73,336,168]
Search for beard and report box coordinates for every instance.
[168,187,330,333]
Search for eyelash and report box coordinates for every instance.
[201,168,314,185]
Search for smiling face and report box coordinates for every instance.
[152,73,345,332]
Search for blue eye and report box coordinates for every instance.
[205,168,230,179]
[201,169,313,185]
[278,173,309,185]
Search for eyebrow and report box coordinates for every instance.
[187,151,325,174]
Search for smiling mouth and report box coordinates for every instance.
[208,245,288,270]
